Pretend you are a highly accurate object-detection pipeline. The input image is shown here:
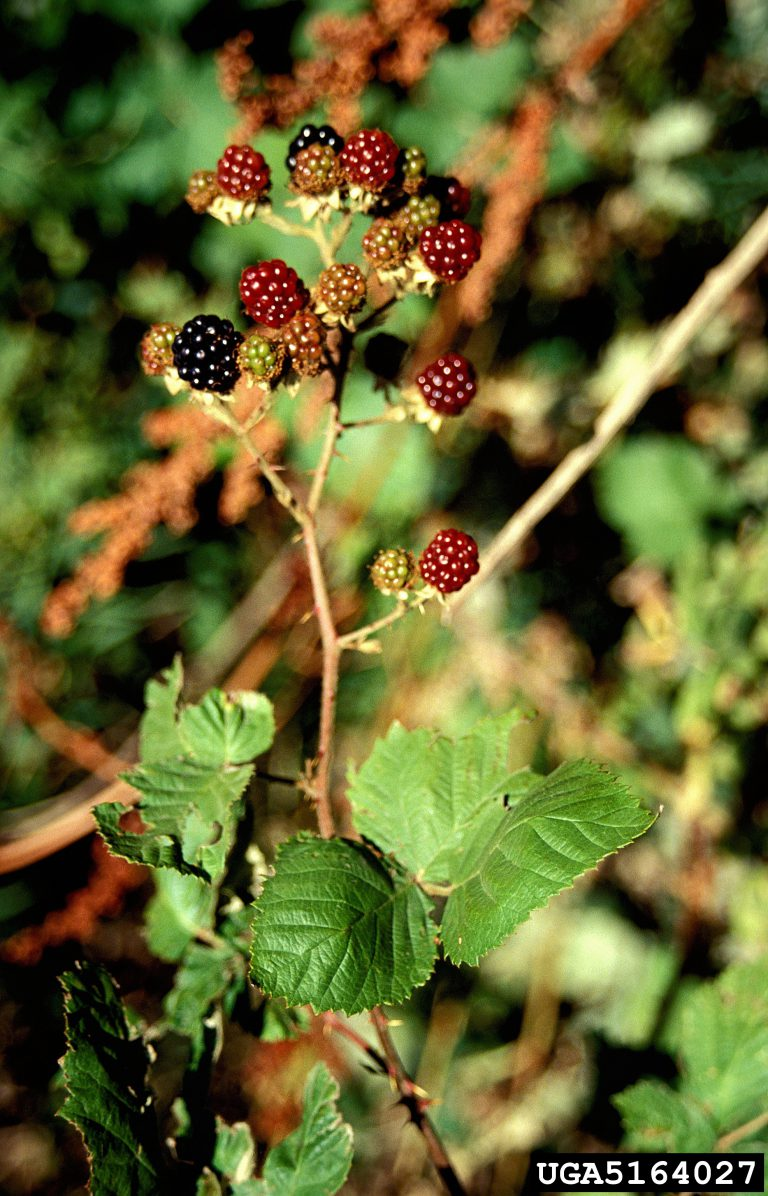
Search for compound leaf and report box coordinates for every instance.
[250,836,437,1014]
[250,1063,353,1196]
[59,961,167,1196]
[164,942,245,1064]
[98,663,275,882]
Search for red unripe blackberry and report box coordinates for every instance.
[339,129,399,192]
[362,217,408,269]
[370,548,416,595]
[429,175,472,218]
[286,123,344,172]
[282,310,326,377]
[185,170,219,214]
[172,315,243,395]
[416,353,477,416]
[291,143,342,195]
[419,529,479,594]
[418,220,482,283]
[317,263,367,317]
[217,145,271,199]
[240,260,309,329]
[238,333,286,383]
[140,323,179,376]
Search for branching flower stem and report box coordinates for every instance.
[258,207,335,268]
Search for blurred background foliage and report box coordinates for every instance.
[1,0,768,1192]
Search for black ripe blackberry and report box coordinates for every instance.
[286,123,344,172]
[172,315,244,395]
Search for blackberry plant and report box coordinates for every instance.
[55,122,657,1196]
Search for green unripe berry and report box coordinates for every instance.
[140,323,179,376]
[238,333,286,382]
[370,548,416,595]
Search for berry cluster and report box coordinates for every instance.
[146,126,482,421]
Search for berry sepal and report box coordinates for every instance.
[399,385,446,433]
[208,193,273,227]
[286,189,345,224]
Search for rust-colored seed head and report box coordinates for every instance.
[362,217,408,269]
[185,170,220,214]
[282,310,326,377]
[317,263,367,316]
[291,143,343,195]
[140,323,180,376]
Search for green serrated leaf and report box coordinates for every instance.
[96,759,253,882]
[212,1118,257,1186]
[139,656,185,763]
[59,962,167,1196]
[94,802,192,873]
[347,711,529,882]
[164,942,245,1062]
[440,760,655,965]
[614,1081,717,1152]
[250,836,437,1014]
[179,689,275,767]
[616,960,768,1153]
[145,871,218,962]
[250,1063,353,1196]
[673,959,768,1132]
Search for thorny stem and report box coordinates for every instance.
[322,1011,389,1072]
[370,1008,469,1196]
[206,401,307,524]
[302,518,339,839]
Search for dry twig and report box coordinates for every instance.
[452,204,768,608]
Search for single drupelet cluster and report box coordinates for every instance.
[370,529,480,598]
